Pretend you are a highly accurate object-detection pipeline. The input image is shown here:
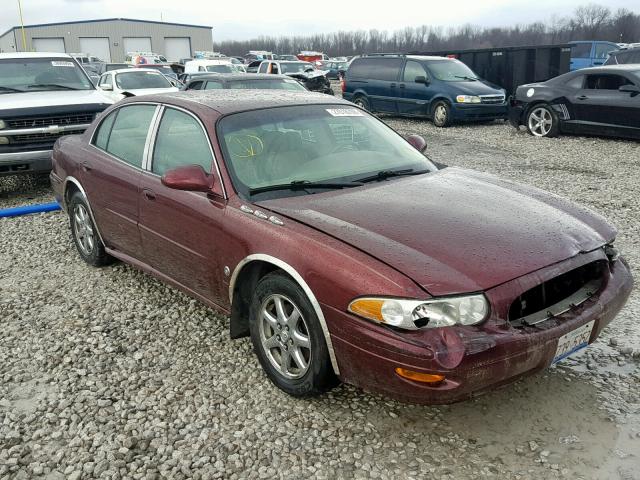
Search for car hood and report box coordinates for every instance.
[0,89,113,110]
[450,81,505,96]
[123,87,179,96]
[257,168,615,296]
[285,70,328,80]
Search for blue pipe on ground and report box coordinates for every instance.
[0,202,61,219]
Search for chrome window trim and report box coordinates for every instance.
[142,105,164,171]
[229,254,340,375]
[147,103,228,199]
[88,102,161,173]
[62,176,106,247]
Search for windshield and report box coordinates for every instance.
[0,57,93,92]
[206,64,235,73]
[427,60,480,82]
[279,62,314,74]
[218,105,436,199]
[226,79,305,90]
[115,71,171,89]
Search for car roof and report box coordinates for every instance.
[611,47,640,54]
[124,90,352,115]
[0,52,72,59]
[110,68,162,74]
[188,73,292,82]
[573,64,640,74]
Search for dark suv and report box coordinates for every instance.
[342,55,507,127]
[604,47,640,66]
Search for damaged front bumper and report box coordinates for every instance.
[325,251,633,405]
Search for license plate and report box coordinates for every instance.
[552,320,595,365]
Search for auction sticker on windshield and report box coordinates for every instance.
[51,61,75,67]
[326,108,364,117]
[552,320,595,364]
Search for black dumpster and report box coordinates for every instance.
[409,44,571,94]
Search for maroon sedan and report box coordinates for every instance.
[50,90,633,404]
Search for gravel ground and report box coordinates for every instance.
[1,98,639,479]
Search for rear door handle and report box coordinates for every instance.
[399,83,406,89]
[390,83,396,88]
[577,95,589,100]
[143,189,156,201]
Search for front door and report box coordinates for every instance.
[573,73,640,135]
[397,60,433,116]
[138,106,229,306]
[82,103,159,258]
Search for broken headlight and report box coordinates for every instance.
[348,294,489,330]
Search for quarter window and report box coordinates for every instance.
[571,43,592,58]
[403,61,426,82]
[565,75,584,89]
[152,108,213,176]
[204,81,223,89]
[93,110,117,150]
[103,105,157,168]
[258,62,268,73]
[99,74,112,87]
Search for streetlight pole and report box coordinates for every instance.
[17,0,28,52]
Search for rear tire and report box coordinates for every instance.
[526,104,559,137]
[432,100,452,127]
[352,95,371,111]
[249,272,338,397]
[69,192,112,267]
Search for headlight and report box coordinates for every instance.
[0,137,8,145]
[456,95,481,103]
[0,120,5,129]
[348,294,489,330]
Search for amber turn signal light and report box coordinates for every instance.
[395,368,445,385]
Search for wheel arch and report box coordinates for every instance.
[229,254,340,375]
[62,176,106,247]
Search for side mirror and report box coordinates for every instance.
[162,165,213,192]
[101,84,113,91]
[619,84,640,94]
[406,134,427,153]
[415,76,428,85]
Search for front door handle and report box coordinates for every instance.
[81,161,92,172]
[399,83,406,89]
[390,83,397,88]
[577,95,589,100]
[143,189,156,201]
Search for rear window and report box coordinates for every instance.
[348,58,402,81]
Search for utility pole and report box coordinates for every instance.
[17,0,28,51]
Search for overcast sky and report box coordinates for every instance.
[2,0,638,41]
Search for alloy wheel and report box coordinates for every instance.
[73,204,95,255]
[528,107,553,136]
[259,294,311,379]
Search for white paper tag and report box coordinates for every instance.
[51,61,75,67]
[326,108,364,117]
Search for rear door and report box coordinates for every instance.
[84,103,159,258]
[570,42,592,71]
[138,106,228,305]
[397,60,432,116]
[364,58,402,113]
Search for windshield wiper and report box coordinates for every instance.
[453,75,479,81]
[26,83,80,91]
[352,168,430,183]
[250,180,364,195]
[0,86,24,93]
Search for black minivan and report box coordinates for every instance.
[342,55,507,127]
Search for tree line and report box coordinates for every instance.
[213,4,640,57]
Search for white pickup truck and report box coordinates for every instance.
[0,52,113,177]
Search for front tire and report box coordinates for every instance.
[526,104,559,137]
[432,100,452,127]
[249,272,337,397]
[69,191,112,267]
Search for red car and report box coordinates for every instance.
[50,91,633,404]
